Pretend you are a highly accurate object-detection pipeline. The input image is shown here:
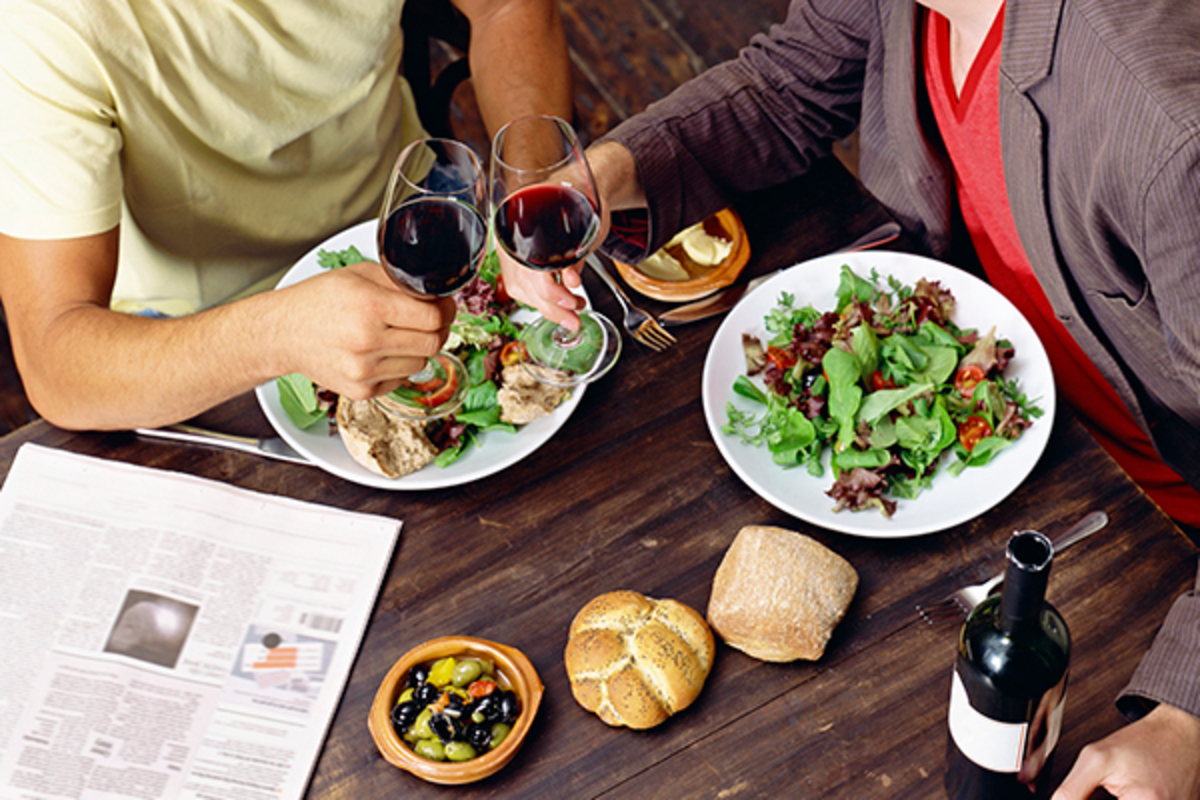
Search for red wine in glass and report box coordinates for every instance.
[493,184,599,271]
[382,197,487,296]
[489,114,620,386]
[374,137,486,419]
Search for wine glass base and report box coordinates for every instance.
[519,311,621,386]
[375,352,468,420]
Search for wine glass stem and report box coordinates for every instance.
[407,358,438,382]
[551,326,585,350]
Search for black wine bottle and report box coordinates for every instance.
[944,530,1071,799]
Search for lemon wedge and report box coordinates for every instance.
[679,225,732,266]
[637,249,690,281]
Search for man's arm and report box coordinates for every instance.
[0,231,455,431]
[446,0,577,327]
[451,0,573,134]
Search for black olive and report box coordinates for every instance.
[407,665,430,688]
[414,682,439,706]
[429,712,460,743]
[497,691,520,724]
[390,700,420,734]
[474,694,498,721]
[465,722,492,750]
[446,692,466,711]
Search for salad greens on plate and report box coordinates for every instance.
[723,264,1042,517]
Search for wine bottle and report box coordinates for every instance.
[944,530,1071,799]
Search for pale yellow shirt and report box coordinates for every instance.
[0,0,425,315]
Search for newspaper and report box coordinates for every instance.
[0,444,401,800]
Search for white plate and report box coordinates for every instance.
[255,221,587,490]
[702,251,1056,538]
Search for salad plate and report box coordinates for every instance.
[255,221,587,490]
[701,250,1056,538]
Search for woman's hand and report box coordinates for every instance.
[1052,703,1200,800]
[495,236,591,331]
[497,139,644,331]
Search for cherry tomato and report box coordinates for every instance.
[494,274,512,304]
[954,365,986,398]
[957,415,993,452]
[870,370,897,391]
[766,346,797,371]
[410,355,460,408]
[500,341,527,367]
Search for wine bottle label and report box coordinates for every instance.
[947,670,1066,773]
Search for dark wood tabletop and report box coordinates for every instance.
[1,157,1195,799]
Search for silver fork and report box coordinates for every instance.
[916,510,1109,624]
[587,253,677,351]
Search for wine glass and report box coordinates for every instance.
[490,115,621,386]
[376,137,487,419]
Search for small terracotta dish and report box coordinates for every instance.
[614,208,750,302]
[368,635,543,785]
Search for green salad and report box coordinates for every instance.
[276,246,532,469]
[723,265,1043,516]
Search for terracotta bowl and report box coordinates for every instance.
[368,636,544,785]
[614,208,751,302]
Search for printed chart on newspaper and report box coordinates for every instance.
[0,445,400,800]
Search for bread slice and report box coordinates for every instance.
[707,526,858,662]
[335,396,437,478]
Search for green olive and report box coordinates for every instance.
[397,687,414,704]
[444,741,477,762]
[427,657,457,687]
[490,722,512,748]
[414,738,445,761]
[451,659,483,687]
[410,708,434,741]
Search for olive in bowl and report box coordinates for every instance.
[368,636,543,785]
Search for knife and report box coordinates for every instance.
[135,424,311,465]
[658,219,902,326]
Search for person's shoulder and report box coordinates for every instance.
[0,0,117,95]
[1061,0,1200,125]
[1067,0,1200,85]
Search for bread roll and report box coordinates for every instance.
[564,590,714,729]
[707,525,857,662]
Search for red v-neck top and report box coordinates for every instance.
[924,7,1200,524]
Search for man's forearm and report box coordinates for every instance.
[18,290,289,431]
[459,0,573,136]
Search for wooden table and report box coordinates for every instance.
[1,157,1195,798]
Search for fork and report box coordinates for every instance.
[587,253,677,351]
[916,510,1109,624]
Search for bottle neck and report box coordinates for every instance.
[999,530,1053,634]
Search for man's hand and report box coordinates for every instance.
[271,261,457,400]
[1052,703,1200,800]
